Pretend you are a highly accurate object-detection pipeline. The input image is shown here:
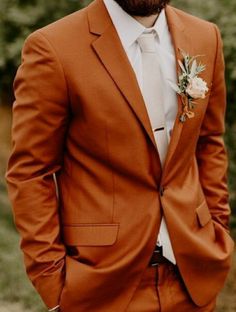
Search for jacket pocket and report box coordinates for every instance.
[196,200,212,227]
[62,223,119,246]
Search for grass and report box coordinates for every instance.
[0,105,235,312]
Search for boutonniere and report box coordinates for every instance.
[169,50,209,123]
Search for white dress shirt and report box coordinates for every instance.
[103,0,178,264]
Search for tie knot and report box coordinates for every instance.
[137,32,157,53]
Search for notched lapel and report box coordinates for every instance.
[87,0,157,149]
[163,6,192,176]
[87,1,195,176]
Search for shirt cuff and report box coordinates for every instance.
[48,305,60,311]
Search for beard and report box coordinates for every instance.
[113,0,170,17]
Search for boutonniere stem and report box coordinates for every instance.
[169,50,209,123]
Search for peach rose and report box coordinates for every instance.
[186,77,209,99]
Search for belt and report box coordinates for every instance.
[149,245,169,267]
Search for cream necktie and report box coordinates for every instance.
[137,32,168,164]
[137,32,176,264]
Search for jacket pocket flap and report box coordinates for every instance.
[63,223,119,246]
[196,200,212,227]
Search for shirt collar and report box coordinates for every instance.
[150,8,167,41]
[103,0,167,50]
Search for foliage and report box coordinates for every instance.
[0,1,235,310]
[0,0,86,103]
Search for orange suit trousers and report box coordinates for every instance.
[126,263,216,312]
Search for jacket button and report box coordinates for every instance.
[160,186,165,196]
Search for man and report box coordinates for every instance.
[6,0,234,311]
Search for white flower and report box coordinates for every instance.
[186,77,209,99]
[168,50,209,122]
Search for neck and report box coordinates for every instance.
[133,14,159,28]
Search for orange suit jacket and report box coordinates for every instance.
[6,0,234,311]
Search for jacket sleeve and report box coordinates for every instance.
[196,24,231,231]
[6,30,69,309]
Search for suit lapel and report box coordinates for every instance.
[87,0,157,149]
[87,1,193,175]
[162,6,192,176]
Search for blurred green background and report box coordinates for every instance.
[0,0,235,311]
